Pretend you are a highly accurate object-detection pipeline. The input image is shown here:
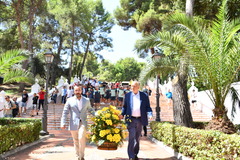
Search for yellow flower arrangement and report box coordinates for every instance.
[90,105,127,147]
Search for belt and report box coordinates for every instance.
[131,116,141,119]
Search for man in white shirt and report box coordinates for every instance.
[120,81,152,160]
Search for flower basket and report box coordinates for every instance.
[97,142,118,150]
[90,105,127,150]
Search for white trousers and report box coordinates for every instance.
[70,124,86,159]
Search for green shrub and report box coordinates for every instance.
[0,118,41,154]
[150,121,240,160]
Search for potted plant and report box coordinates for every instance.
[90,105,127,150]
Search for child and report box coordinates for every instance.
[105,86,111,104]
[31,93,39,116]
[117,86,124,108]
[12,97,19,117]
[94,87,101,110]
[87,87,94,107]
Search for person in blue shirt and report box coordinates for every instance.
[61,86,67,104]
[165,89,172,109]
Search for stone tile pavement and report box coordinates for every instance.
[4,130,177,160]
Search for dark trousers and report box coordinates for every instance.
[38,99,44,110]
[12,108,19,117]
[61,95,66,104]
[127,118,142,159]
[143,126,147,136]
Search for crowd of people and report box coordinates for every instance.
[0,78,154,118]
[0,88,46,118]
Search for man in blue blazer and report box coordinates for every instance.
[120,81,153,160]
[61,85,95,160]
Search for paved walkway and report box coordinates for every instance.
[6,130,177,160]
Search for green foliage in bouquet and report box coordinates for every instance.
[90,105,127,147]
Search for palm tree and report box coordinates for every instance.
[136,30,194,127]
[0,50,34,84]
[137,0,240,133]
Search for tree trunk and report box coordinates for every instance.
[205,107,236,134]
[68,20,75,83]
[172,57,193,127]
[171,0,195,127]
[186,0,194,17]
[28,0,40,75]
[51,33,63,86]
[13,0,24,49]
[79,34,92,80]
[12,0,26,91]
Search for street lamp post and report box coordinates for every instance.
[40,51,54,136]
[152,52,162,122]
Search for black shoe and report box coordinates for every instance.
[135,155,139,160]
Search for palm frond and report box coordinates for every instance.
[3,69,34,84]
[0,49,28,73]
[139,56,178,85]
[135,30,188,57]
[229,86,240,119]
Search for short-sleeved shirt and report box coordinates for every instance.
[110,89,116,97]
[38,91,45,100]
[166,92,172,99]
[32,96,39,104]
[4,100,15,115]
[118,89,124,98]
[94,91,101,100]
[22,93,28,102]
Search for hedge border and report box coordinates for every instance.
[0,118,42,154]
[150,121,240,160]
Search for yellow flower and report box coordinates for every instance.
[106,129,111,134]
[102,107,109,111]
[112,114,119,120]
[122,131,128,139]
[122,124,127,129]
[109,105,116,110]
[113,134,121,143]
[100,130,106,137]
[97,110,102,115]
[107,134,113,142]
[91,135,96,141]
[114,128,120,133]
[105,119,113,126]
[105,113,111,118]
[114,110,121,115]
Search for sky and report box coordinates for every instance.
[100,0,146,63]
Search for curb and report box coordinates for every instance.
[149,136,192,160]
[0,134,55,160]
